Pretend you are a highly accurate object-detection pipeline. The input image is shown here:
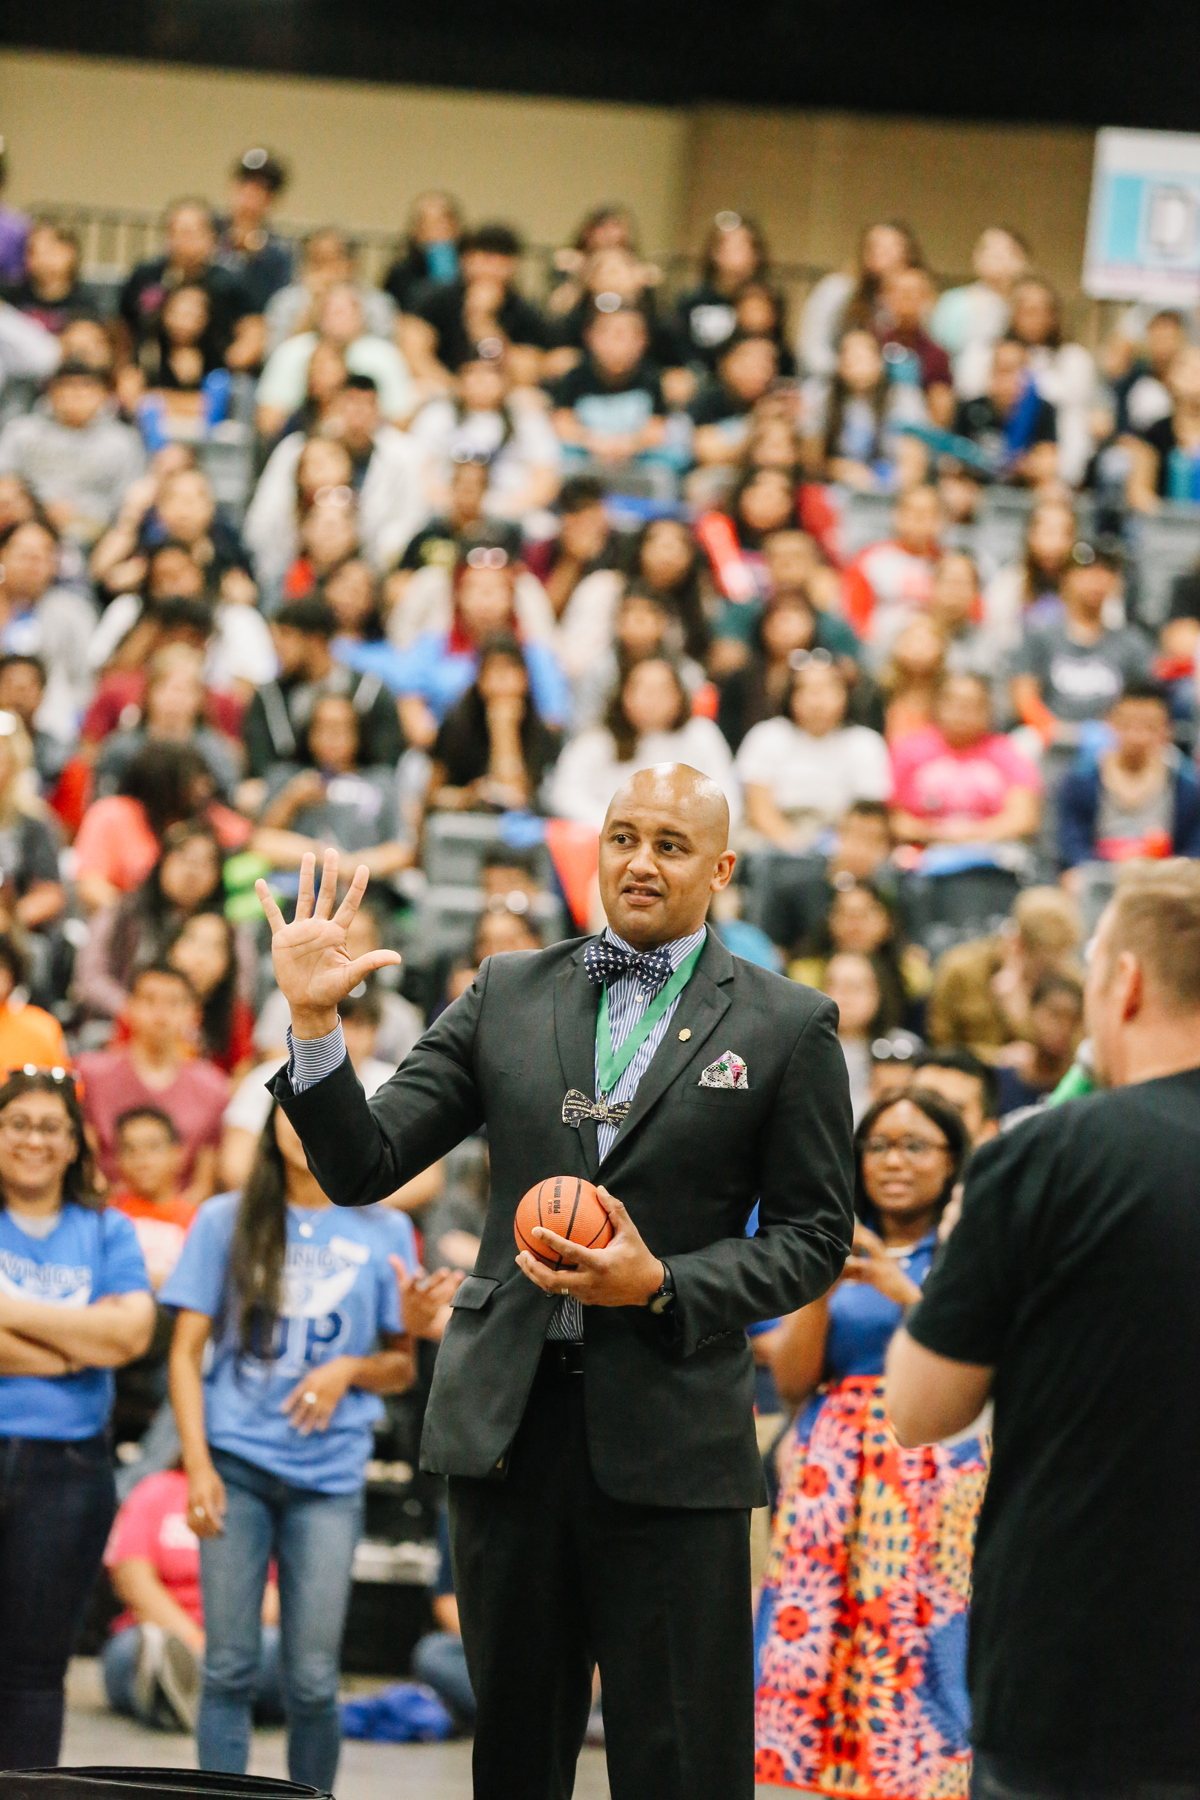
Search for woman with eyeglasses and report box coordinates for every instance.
[754,1086,987,1796]
[0,1068,154,1769]
[735,655,890,852]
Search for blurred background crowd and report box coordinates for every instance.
[0,123,1193,1775]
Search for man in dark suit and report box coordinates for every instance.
[258,764,854,1800]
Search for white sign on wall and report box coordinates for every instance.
[1085,127,1200,304]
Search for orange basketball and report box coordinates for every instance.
[514,1176,613,1270]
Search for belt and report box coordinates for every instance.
[539,1340,585,1377]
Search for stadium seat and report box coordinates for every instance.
[1128,502,1200,629]
[899,864,1024,963]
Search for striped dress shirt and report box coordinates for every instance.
[547,923,707,1342]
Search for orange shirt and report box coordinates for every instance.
[109,1192,198,1289]
[0,999,68,1073]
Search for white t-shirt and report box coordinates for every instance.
[734,717,890,839]
[224,1054,398,1139]
[408,399,561,514]
[548,715,741,832]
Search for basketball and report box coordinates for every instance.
[514,1176,613,1269]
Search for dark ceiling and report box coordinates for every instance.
[1,0,1197,128]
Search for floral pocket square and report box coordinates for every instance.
[698,1050,749,1090]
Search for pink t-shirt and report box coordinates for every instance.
[890,726,1041,823]
[77,1048,229,1184]
[104,1469,202,1633]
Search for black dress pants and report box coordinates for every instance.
[448,1345,754,1800]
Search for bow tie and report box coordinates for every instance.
[583,938,674,997]
[562,1089,631,1130]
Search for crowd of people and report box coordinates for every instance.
[0,135,1195,1795]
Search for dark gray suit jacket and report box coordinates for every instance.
[273,929,853,1509]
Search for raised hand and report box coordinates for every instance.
[255,849,401,1039]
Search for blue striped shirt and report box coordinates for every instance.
[547,923,707,1341]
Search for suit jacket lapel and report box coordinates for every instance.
[554,951,601,1180]
[602,931,734,1166]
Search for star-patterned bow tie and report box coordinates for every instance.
[562,1089,631,1130]
[583,937,674,996]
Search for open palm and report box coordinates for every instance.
[255,850,401,1030]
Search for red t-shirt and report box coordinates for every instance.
[890,725,1041,823]
[83,673,243,745]
[104,1469,202,1633]
[109,1192,198,1289]
[77,1048,230,1184]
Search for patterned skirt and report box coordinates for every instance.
[754,1374,989,1797]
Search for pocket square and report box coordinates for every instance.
[698,1050,749,1090]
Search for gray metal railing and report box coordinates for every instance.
[29,199,834,312]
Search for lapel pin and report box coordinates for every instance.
[678,1028,691,1041]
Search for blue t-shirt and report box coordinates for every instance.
[824,1230,937,1380]
[160,1194,419,1494]
[0,1203,150,1441]
[335,632,572,727]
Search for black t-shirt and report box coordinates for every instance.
[242,666,404,780]
[0,813,61,898]
[412,277,549,373]
[431,690,559,796]
[549,355,666,421]
[688,377,752,427]
[1140,415,1193,497]
[952,392,1057,468]
[1169,569,1200,623]
[908,1071,1200,1781]
[1,279,101,335]
[119,258,254,366]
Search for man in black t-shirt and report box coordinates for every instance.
[549,303,667,472]
[886,860,1200,1798]
[120,199,260,373]
[241,597,404,785]
[410,223,548,376]
[952,338,1057,485]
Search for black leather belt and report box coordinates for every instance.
[540,1340,585,1376]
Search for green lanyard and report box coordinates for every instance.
[596,942,704,1096]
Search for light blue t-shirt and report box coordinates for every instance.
[160,1193,419,1494]
[0,1203,150,1441]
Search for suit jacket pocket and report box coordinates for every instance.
[681,1086,753,1107]
[449,1275,500,1312]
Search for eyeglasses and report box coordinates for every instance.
[870,1034,920,1065]
[862,1134,950,1160]
[788,647,833,672]
[0,1115,71,1140]
[465,546,509,570]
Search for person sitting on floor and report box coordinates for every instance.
[102,1465,283,1733]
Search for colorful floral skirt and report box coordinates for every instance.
[754,1374,989,1797]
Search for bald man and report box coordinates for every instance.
[263,764,854,1800]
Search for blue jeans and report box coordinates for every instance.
[972,1753,1200,1800]
[0,1432,115,1768]
[103,1624,285,1728]
[198,1449,363,1793]
[411,1631,474,1724]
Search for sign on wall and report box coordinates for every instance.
[1085,127,1200,303]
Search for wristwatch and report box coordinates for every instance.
[648,1261,676,1316]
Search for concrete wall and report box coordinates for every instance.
[681,107,1095,298]
[0,50,1095,300]
[0,51,691,253]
